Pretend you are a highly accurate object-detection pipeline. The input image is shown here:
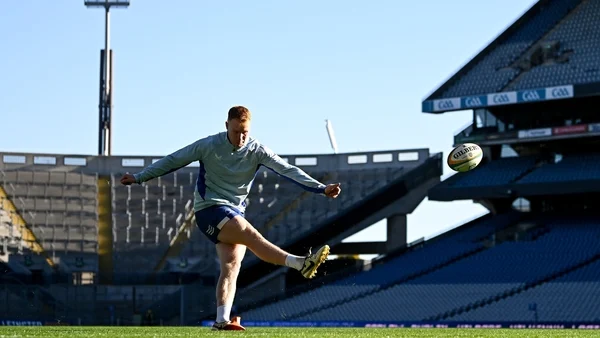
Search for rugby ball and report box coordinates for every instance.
[447,143,483,172]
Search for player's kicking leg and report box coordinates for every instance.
[217,213,330,279]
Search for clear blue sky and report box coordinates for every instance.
[1,0,537,253]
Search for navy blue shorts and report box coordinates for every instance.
[195,205,244,244]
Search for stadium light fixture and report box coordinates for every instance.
[325,119,339,154]
[84,0,130,156]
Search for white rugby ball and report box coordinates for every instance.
[447,143,483,172]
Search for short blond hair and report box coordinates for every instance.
[227,106,251,122]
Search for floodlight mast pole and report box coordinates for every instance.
[84,0,130,156]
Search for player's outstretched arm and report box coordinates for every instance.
[258,145,341,198]
[120,138,208,186]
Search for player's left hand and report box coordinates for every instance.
[324,183,341,198]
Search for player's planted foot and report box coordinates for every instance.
[211,316,246,331]
[300,245,330,279]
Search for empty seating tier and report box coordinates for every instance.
[517,153,600,184]
[508,0,600,90]
[240,213,518,321]
[294,217,600,322]
[449,156,538,188]
[1,170,99,260]
[439,0,580,99]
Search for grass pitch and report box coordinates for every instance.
[0,327,598,337]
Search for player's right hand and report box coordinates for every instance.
[120,174,137,185]
[324,183,341,198]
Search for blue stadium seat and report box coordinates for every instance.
[240,212,518,321]
[297,282,521,322]
[244,213,600,323]
[440,0,579,98]
[508,0,600,90]
[450,156,538,187]
[517,153,600,183]
[241,167,406,266]
[0,170,98,261]
[447,222,600,323]
[294,217,600,322]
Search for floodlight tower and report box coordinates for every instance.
[85,0,130,156]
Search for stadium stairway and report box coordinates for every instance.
[152,203,195,272]
[0,184,55,268]
[97,176,113,284]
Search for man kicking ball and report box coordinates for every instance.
[120,106,341,331]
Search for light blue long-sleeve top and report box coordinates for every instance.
[133,131,327,213]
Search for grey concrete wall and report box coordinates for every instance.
[0,148,430,175]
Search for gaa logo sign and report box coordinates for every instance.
[522,90,542,101]
[488,92,516,106]
[464,96,484,107]
[545,85,573,100]
[437,100,455,110]
[492,93,510,104]
[550,87,570,98]
[433,98,461,112]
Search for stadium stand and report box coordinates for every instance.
[429,151,600,202]
[412,0,600,328]
[109,156,411,276]
[0,148,437,325]
[441,215,600,323]
[239,212,521,321]
[1,171,98,254]
[110,171,197,275]
[428,0,581,99]
[451,152,600,187]
[423,0,600,102]
[240,213,600,323]
[0,198,21,261]
[517,153,600,183]
[449,258,600,323]
[152,149,430,275]
[448,156,539,188]
[507,0,600,91]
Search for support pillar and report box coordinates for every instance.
[386,214,407,253]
